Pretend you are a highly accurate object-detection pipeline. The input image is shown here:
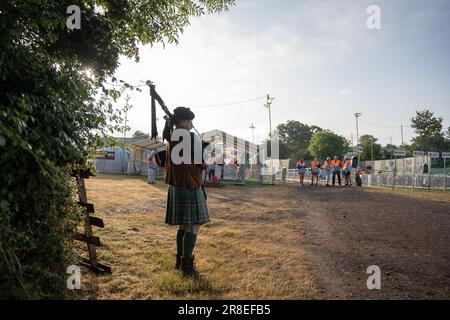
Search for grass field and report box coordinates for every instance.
[79,174,317,299]
[78,173,450,300]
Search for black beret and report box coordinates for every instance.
[173,106,195,120]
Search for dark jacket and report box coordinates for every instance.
[164,132,205,189]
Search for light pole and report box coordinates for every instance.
[264,94,275,178]
[249,123,256,144]
[354,113,362,175]
[264,94,275,141]
[401,125,404,147]
[354,113,361,146]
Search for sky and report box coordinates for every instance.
[110,0,450,146]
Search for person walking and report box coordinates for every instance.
[147,150,158,184]
[205,153,217,182]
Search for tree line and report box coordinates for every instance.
[274,110,450,161]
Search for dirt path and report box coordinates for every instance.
[294,185,450,299]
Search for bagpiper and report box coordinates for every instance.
[164,106,209,278]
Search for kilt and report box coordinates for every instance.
[165,185,210,226]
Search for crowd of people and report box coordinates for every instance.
[296,156,355,187]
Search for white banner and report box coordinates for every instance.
[413,151,425,157]
[394,150,406,157]
[441,152,450,159]
[354,146,364,153]
[428,152,440,159]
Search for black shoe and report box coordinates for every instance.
[181,256,201,278]
[175,254,182,269]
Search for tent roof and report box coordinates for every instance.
[131,139,167,149]
[97,148,130,154]
[201,129,259,153]
[131,130,259,153]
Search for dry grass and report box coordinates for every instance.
[79,174,317,300]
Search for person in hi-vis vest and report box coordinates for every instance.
[342,157,352,186]
[331,156,342,186]
[323,157,332,187]
[310,158,320,186]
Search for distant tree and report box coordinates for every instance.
[307,131,350,159]
[132,130,150,139]
[277,121,322,159]
[410,110,448,152]
[381,144,398,159]
[411,110,443,137]
[277,141,290,159]
[410,135,449,153]
[359,135,382,160]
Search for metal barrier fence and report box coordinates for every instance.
[135,164,449,191]
[274,169,346,184]
[247,168,330,184]
[248,167,450,191]
[362,172,450,190]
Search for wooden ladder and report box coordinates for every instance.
[72,170,111,274]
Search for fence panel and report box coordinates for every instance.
[362,173,449,190]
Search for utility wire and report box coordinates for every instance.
[359,118,413,129]
[192,96,266,108]
[220,124,262,130]
[359,118,402,129]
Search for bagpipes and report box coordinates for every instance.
[146,81,210,198]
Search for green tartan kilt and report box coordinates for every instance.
[165,185,210,226]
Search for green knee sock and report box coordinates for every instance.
[182,232,197,259]
[176,229,185,256]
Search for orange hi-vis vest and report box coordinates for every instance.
[343,160,351,169]
[311,161,320,169]
[331,159,341,167]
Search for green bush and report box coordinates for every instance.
[0,43,95,299]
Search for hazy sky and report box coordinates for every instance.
[111,0,450,146]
